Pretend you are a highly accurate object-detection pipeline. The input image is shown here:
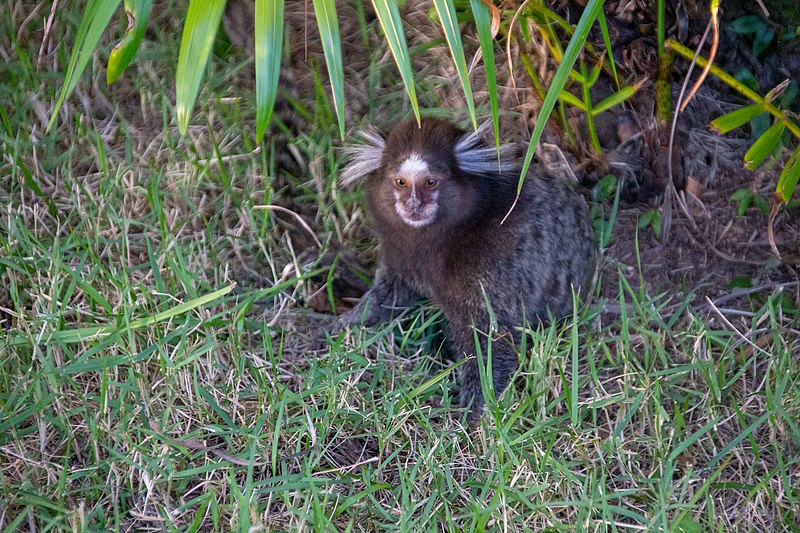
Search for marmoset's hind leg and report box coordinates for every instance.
[450,321,521,421]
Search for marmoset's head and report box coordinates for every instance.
[341,117,518,228]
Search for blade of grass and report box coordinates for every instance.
[406,357,467,399]
[709,412,771,469]
[596,9,619,88]
[433,0,476,130]
[570,291,580,427]
[255,0,285,141]
[312,0,346,140]
[106,0,152,84]
[558,90,586,110]
[470,0,500,152]
[48,0,123,131]
[176,0,226,134]
[370,0,420,123]
[591,84,639,115]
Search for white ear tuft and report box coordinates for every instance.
[340,128,386,187]
[454,120,519,176]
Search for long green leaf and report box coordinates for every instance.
[709,103,767,134]
[176,0,226,135]
[591,85,638,116]
[48,0,123,131]
[370,0,420,123]
[106,0,152,84]
[470,0,500,151]
[744,120,785,169]
[433,0,476,130]
[558,90,585,110]
[312,0,346,139]
[596,9,619,88]
[255,0,285,141]
[777,144,800,202]
[517,0,605,191]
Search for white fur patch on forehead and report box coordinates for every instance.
[340,128,386,187]
[398,154,429,176]
[454,120,519,176]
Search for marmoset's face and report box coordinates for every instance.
[385,153,446,228]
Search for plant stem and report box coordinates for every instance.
[581,62,601,153]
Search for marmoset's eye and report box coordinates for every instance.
[394,178,407,189]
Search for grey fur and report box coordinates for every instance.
[340,129,386,187]
[454,121,519,176]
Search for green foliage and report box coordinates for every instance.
[48,0,122,131]
[516,0,606,188]
[4,6,800,528]
[512,0,636,156]
[312,0,346,139]
[50,0,611,163]
[175,0,227,134]
[638,209,662,239]
[370,0,420,123]
[559,59,638,153]
[592,173,618,201]
[670,39,800,204]
[709,103,766,134]
[106,0,151,84]
[469,0,500,152]
[254,0,285,141]
[591,174,620,248]
[730,188,770,216]
[432,0,476,130]
[729,15,777,59]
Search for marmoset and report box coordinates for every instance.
[339,117,596,420]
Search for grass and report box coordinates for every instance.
[2,3,800,531]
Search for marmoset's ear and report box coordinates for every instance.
[340,128,386,187]
[454,121,519,176]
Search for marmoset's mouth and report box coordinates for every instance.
[395,202,437,228]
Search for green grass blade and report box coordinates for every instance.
[469,0,500,151]
[668,416,722,462]
[709,103,767,134]
[106,0,152,84]
[744,120,785,169]
[312,0,346,140]
[406,358,467,399]
[176,0,227,135]
[707,412,770,469]
[570,295,579,427]
[558,90,585,110]
[433,0,476,130]
[591,85,638,116]
[370,0,420,123]
[517,0,605,191]
[777,143,800,202]
[596,9,619,88]
[254,0,285,141]
[48,0,123,131]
